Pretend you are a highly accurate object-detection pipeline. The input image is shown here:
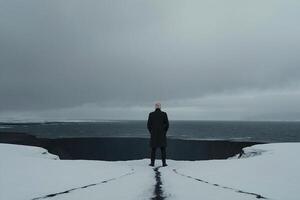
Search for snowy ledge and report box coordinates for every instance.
[1,142,299,200]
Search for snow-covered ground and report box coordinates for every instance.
[0,144,154,200]
[161,143,300,200]
[1,143,299,200]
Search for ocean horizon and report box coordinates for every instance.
[1,120,300,143]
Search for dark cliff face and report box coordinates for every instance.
[0,132,261,161]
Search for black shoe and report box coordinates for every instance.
[162,163,168,167]
[149,163,154,167]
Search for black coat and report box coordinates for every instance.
[147,109,169,148]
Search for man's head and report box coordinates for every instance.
[155,102,161,110]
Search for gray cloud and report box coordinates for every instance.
[1,0,300,120]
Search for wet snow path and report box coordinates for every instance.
[151,167,165,200]
[30,165,167,200]
[31,168,135,200]
[172,168,270,199]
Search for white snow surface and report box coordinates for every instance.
[161,143,300,200]
[0,144,154,200]
[1,143,299,200]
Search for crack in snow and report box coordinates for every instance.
[151,167,165,200]
[31,168,135,200]
[173,169,270,199]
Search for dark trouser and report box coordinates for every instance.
[151,147,166,165]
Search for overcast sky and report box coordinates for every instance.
[1,0,300,121]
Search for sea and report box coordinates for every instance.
[1,120,300,143]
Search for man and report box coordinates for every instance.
[147,102,169,167]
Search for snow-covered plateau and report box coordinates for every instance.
[1,142,299,200]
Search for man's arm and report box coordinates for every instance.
[147,113,152,133]
[164,113,169,132]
